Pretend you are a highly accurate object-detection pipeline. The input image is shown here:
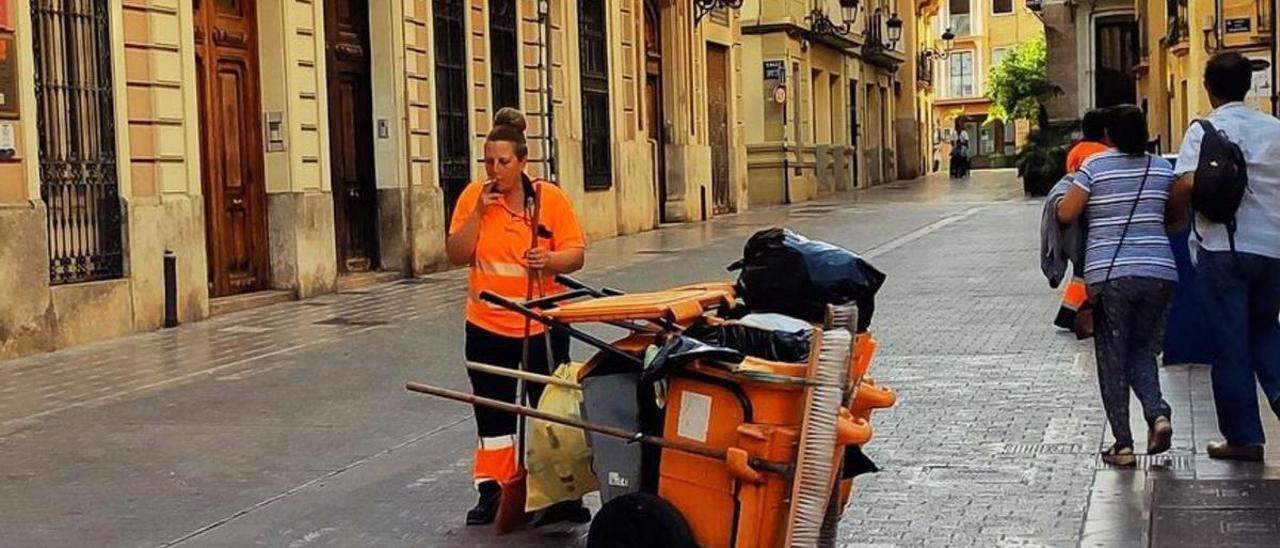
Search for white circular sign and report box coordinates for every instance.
[773,85,788,104]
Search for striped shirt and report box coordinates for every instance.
[1073,151,1178,285]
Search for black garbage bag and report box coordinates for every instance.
[640,335,744,384]
[685,313,813,363]
[728,228,886,332]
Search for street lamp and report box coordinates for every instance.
[886,12,904,48]
[694,0,745,25]
[807,7,853,38]
[921,29,955,60]
[839,0,861,26]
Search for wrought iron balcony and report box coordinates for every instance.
[917,51,935,87]
[1161,15,1189,47]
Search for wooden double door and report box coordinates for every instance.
[196,0,381,296]
[195,0,269,297]
[706,44,732,215]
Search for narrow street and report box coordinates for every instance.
[2,170,1275,547]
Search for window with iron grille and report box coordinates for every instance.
[578,0,612,190]
[31,0,124,285]
[435,0,472,229]
[489,0,520,112]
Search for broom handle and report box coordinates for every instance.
[405,381,792,477]
[466,362,581,389]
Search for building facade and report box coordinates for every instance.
[933,0,1042,169]
[0,0,747,358]
[1041,0,1276,150]
[1134,0,1276,153]
[905,0,942,178]
[740,0,915,206]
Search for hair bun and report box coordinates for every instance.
[493,107,527,134]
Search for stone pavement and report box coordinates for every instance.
[4,169,1271,547]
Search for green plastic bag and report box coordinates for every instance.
[525,362,600,511]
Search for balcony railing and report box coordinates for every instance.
[1162,14,1189,47]
[917,51,934,87]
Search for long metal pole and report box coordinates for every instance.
[405,381,792,476]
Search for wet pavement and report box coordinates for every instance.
[3,169,1275,547]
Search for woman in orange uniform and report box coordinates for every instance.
[445,108,589,526]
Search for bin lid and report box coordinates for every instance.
[544,286,736,324]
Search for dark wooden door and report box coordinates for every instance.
[644,1,667,222]
[326,0,379,273]
[1095,18,1138,108]
[849,79,859,187]
[706,44,732,214]
[195,0,269,297]
[435,0,471,229]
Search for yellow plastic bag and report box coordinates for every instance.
[525,362,600,512]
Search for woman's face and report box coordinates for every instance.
[483,140,526,192]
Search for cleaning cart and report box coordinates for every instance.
[407,272,896,548]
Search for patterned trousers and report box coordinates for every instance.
[1088,277,1175,446]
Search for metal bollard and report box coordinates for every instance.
[164,250,179,328]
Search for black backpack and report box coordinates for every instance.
[1190,120,1249,247]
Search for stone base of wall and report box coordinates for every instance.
[267,190,338,299]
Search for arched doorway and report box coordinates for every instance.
[643,1,667,222]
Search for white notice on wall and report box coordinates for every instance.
[676,390,712,443]
[1246,54,1274,112]
[0,122,14,151]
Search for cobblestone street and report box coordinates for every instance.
[3,169,1276,547]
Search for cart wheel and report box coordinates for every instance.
[587,493,696,548]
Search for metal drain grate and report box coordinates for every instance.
[999,443,1084,455]
[314,317,389,327]
[1094,453,1195,470]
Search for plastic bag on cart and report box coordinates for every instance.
[685,313,813,363]
[728,227,886,332]
[640,335,744,383]
[525,362,600,512]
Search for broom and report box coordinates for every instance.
[783,327,851,547]
[494,182,547,534]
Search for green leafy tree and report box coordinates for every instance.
[985,36,1059,130]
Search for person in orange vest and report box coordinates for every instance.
[445,108,589,526]
[1055,108,1112,336]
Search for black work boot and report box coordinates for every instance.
[530,498,591,530]
[466,481,502,525]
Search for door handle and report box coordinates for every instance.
[231,198,244,206]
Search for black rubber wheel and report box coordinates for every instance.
[587,493,697,548]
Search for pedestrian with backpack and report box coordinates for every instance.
[1172,52,1280,462]
[1057,105,1182,466]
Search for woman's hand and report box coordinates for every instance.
[523,247,584,274]
[524,247,550,270]
[472,183,502,218]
